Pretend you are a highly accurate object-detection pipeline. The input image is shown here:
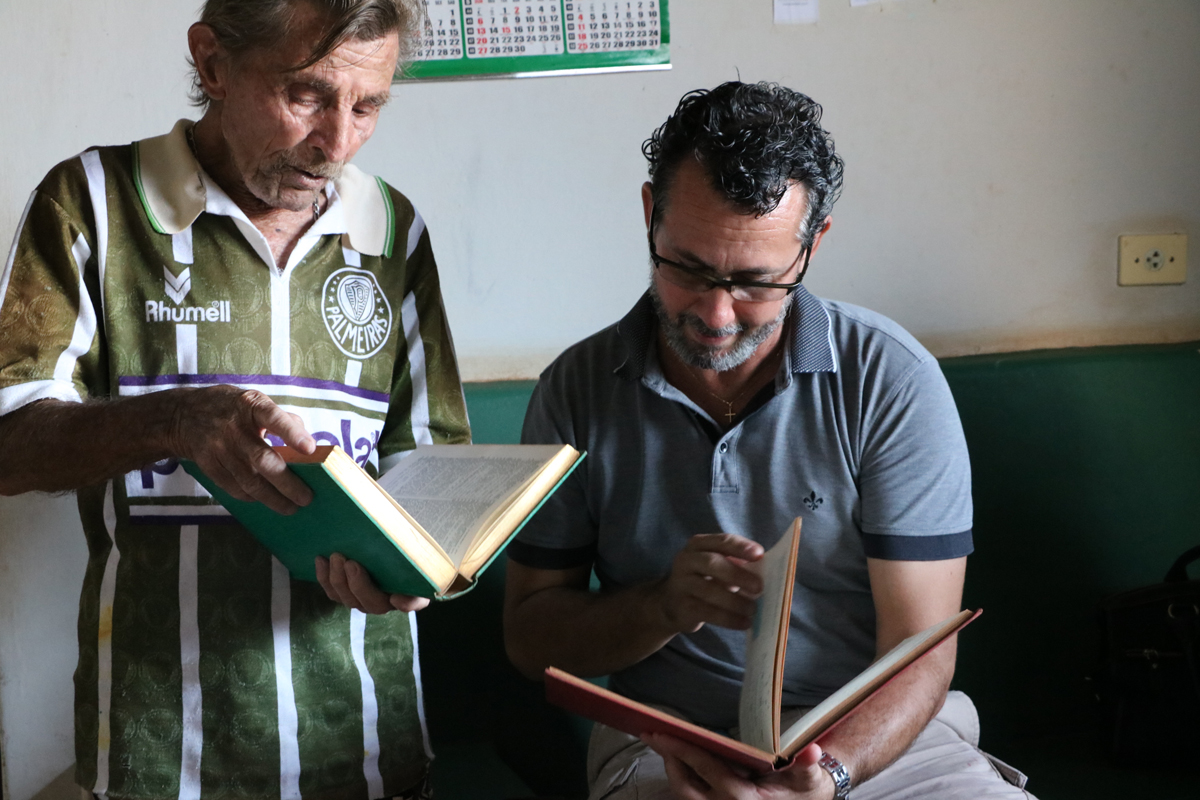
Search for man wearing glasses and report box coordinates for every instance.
[504,82,1034,800]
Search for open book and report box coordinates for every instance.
[545,518,980,771]
[184,443,583,599]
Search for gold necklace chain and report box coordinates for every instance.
[690,347,783,425]
[700,381,758,424]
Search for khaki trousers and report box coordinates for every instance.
[587,691,1036,800]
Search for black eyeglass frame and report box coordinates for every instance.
[647,206,812,300]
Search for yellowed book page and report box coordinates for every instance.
[779,609,975,757]
[458,444,581,577]
[737,519,802,754]
[376,444,568,565]
[324,448,458,591]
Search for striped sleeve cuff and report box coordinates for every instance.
[506,540,597,570]
[861,530,974,561]
[0,380,82,417]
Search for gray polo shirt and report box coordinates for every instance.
[510,286,972,730]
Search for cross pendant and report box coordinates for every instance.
[724,404,737,423]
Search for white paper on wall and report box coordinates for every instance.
[775,0,819,25]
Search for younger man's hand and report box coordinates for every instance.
[645,734,830,800]
[655,533,765,634]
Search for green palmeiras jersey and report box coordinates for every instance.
[0,120,471,800]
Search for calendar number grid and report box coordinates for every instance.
[404,0,670,80]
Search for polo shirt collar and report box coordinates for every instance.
[614,285,838,381]
[787,284,839,375]
[130,118,396,257]
[197,169,347,275]
[613,293,658,380]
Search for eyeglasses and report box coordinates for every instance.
[648,207,810,303]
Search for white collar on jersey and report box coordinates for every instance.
[131,118,396,258]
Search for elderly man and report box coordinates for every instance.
[0,1,467,798]
[504,82,1035,800]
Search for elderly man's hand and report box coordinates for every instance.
[316,553,431,614]
[645,734,832,800]
[169,385,316,515]
[653,533,765,634]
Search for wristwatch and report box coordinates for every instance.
[818,751,852,799]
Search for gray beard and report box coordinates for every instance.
[248,154,343,212]
[649,281,790,372]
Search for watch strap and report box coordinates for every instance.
[818,751,852,799]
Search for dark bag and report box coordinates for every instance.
[1099,545,1200,767]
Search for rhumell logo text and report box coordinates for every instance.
[164,265,192,304]
[145,300,231,323]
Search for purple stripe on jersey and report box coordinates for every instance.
[129,515,238,526]
[118,374,390,404]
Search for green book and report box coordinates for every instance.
[183,443,584,599]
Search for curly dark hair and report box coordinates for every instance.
[643,81,845,247]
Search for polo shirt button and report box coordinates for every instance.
[718,442,729,454]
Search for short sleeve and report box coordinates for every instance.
[0,161,104,417]
[507,376,598,569]
[857,357,974,560]
[376,199,470,471]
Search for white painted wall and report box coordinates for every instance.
[0,496,85,800]
[1,1,1198,798]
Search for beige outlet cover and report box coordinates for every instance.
[1118,234,1188,286]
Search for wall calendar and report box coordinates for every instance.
[403,0,670,80]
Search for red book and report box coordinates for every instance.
[545,520,981,771]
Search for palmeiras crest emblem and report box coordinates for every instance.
[322,268,393,359]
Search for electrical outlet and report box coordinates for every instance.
[1118,234,1188,286]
